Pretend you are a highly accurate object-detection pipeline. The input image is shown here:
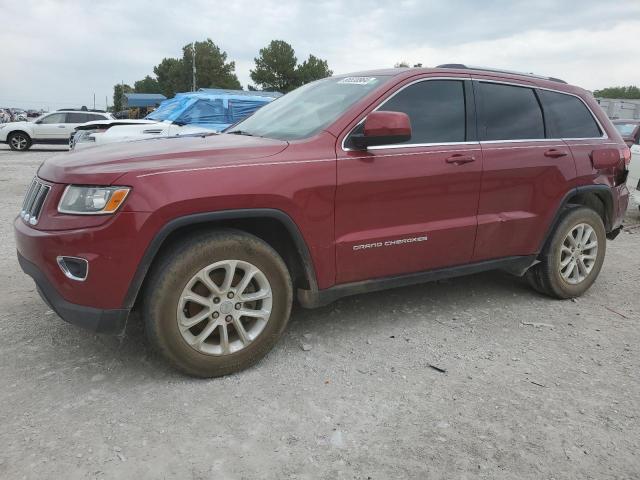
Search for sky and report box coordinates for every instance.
[1,0,639,110]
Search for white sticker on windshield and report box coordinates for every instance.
[337,77,377,85]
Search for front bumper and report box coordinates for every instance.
[18,252,129,334]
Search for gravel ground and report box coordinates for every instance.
[0,145,639,480]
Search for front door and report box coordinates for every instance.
[335,77,482,284]
[33,112,68,140]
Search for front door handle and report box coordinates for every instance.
[445,154,475,165]
[544,148,568,158]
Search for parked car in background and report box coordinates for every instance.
[0,108,11,123]
[614,120,640,194]
[15,66,630,377]
[0,109,114,151]
[8,108,28,122]
[26,110,41,118]
[70,89,281,150]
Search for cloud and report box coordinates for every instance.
[0,0,638,109]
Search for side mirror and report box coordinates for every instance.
[351,111,411,150]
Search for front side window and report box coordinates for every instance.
[479,83,544,141]
[227,75,391,140]
[377,80,466,144]
[539,90,601,138]
[39,113,66,124]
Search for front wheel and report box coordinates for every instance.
[8,132,32,151]
[526,207,606,299]
[143,230,293,377]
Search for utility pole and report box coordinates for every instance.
[192,42,197,92]
[105,96,108,111]
[93,93,96,110]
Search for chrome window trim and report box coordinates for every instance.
[473,78,608,141]
[340,76,608,152]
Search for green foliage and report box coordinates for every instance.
[250,40,332,93]
[297,55,332,86]
[593,86,640,99]
[113,83,133,112]
[114,39,242,102]
[182,39,242,92]
[134,75,160,93]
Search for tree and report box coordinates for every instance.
[297,54,333,85]
[134,75,160,93]
[154,57,186,97]
[113,83,133,112]
[151,39,241,97]
[250,40,298,92]
[182,39,242,91]
[250,40,332,93]
[593,86,640,99]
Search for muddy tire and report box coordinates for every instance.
[526,207,606,299]
[143,229,293,377]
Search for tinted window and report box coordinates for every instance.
[39,112,66,124]
[66,112,89,123]
[86,113,106,122]
[539,90,602,138]
[377,80,466,144]
[479,83,544,140]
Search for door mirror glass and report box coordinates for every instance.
[350,111,412,150]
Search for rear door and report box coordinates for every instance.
[473,80,577,261]
[335,76,482,284]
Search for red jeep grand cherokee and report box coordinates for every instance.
[15,65,630,377]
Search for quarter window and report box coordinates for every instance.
[539,90,601,138]
[478,83,544,141]
[376,80,466,144]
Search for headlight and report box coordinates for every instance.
[58,185,130,215]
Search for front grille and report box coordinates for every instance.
[20,177,51,225]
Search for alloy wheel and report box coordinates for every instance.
[559,222,598,285]
[177,260,273,355]
[10,134,28,150]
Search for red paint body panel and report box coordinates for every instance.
[13,67,631,317]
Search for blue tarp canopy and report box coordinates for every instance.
[145,90,280,131]
[124,93,167,108]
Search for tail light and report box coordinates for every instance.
[622,146,631,167]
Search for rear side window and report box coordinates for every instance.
[66,112,89,123]
[539,90,601,138]
[378,79,466,144]
[86,113,106,122]
[478,83,544,141]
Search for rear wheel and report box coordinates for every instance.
[143,230,293,377]
[8,132,32,151]
[526,207,606,299]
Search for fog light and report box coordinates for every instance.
[56,256,88,281]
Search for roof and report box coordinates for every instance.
[197,88,282,99]
[337,66,579,91]
[124,93,167,107]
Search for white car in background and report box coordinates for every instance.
[0,109,114,151]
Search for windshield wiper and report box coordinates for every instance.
[226,130,254,136]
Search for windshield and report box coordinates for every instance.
[146,97,192,122]
[614,123,638,137]
[226,75,391,140]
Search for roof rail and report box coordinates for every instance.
[436,64,567,84]
[57,108,107,113]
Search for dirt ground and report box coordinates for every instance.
[0,145,638,480]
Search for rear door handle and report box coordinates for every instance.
[544,148,568,158]
[57,125,66,128]
[445,154,475,165]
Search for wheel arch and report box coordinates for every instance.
[123,209,318,310]
[538,185,614,254]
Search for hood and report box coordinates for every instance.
[38,133,289,184]
[75,119,156,130]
